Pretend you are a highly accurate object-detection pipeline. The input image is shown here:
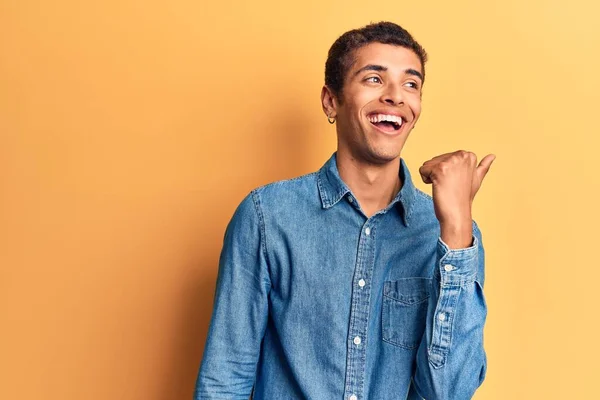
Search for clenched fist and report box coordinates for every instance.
[419,150,496,249]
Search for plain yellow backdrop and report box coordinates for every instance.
[1,0,599,399]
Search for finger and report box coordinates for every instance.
[476,154,496,182]
[422,152,453,165]
[419,165,433,184]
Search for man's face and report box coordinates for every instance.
[328,43,423,164]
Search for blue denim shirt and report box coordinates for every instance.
[195,152,487,400]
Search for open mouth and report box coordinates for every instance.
[367,113,404,133]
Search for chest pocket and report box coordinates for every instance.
[382,278,431,349]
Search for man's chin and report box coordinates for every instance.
[366,132,408,163]
[366,147,402,165]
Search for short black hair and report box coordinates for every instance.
[325,21,428,101]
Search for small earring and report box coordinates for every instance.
[327,115,336,124]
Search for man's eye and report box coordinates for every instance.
[366,76,382,83]
[405,81,419,89]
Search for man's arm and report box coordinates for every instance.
[194,190,271,399]
[412,220,487,399]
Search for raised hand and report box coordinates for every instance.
[418,150,496,249]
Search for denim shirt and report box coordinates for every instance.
[195,152,487,400]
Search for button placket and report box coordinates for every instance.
[344,219,377,399]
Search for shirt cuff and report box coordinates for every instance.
[435,235,479,285]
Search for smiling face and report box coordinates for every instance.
[322,42,424,165]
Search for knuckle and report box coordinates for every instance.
[451,151,465,162]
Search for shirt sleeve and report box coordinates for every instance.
[194,190,271,399]
[412,220,488,400]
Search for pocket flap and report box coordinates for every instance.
[384,278,431,305]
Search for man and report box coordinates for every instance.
[194,21,495,400]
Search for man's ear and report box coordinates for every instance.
[321,86,338,118]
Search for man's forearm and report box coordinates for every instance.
[440,219,473,250]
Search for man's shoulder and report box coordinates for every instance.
[412,187,436,215]
[251,170,319,199]
[236,170,320,213]
[414,187,433,203]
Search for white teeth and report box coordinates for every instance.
[368,114,403,126]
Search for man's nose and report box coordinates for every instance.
[381,84,404,106]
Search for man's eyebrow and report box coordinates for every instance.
[353,64,387,77]
[406,68,424,82]
[353,64,424,82]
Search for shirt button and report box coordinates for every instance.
[444,264,454,272]
[353,336,361,345]
[365,227,371,235]
[348,196,354,203]
[349,395,358,400]
[438,313,446,321]
[358,279,366,287]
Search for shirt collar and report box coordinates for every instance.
[317,152,417,227]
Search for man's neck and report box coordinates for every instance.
[336,149,402,218]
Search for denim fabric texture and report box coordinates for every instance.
[195,152,487,400]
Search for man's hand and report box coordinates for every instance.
[418,151,496,249]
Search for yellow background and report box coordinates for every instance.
[1,0,598,399]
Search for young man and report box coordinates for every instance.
[194,21,495,400]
